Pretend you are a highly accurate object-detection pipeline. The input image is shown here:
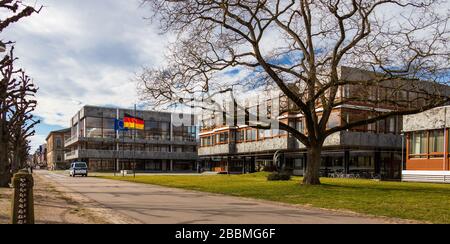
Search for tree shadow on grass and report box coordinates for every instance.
[309,182,450,195]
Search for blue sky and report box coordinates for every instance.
[2,0,169,151]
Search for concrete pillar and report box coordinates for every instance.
[162,160,167,172]
[250,157,256,173]
[374,150,381,175]
[344,150,350,174]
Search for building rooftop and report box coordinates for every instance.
[45,128,71,141]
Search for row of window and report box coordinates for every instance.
[202,111,402,138]
[409,129,445,158]
[343,85,430,108]
[341,112,402,134]
[72,117,197,142]
[76,142,197,153]
[200,113,402,147]
[200,128,289,147]
[201,85,427,130]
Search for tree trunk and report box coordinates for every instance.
[303,145,322,185]
[0,141,11,187]
[0,118,11,187]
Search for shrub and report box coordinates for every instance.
[262,165,277,172]
[267,172,292,181]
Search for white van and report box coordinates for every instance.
[69,162,88,177]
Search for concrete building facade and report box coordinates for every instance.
[402,106,450,183]
[198,67,448,179]
[64,106,198,172]
[46,128,71,170]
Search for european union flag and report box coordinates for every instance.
[114,119,129,132]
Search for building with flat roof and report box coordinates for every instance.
[46,128,71,170]
[402,106,450,183]
[198,67,449,179]
[64,105,198,172]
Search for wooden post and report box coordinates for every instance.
[11,169,34,224]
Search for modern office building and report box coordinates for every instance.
[198,66,449,179]
[402,106,450,183]
[46,128,71,170]
[64,105,198,172]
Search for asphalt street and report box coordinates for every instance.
[37,170,391,224]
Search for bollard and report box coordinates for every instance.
[10,169,34,224]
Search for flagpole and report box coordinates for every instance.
[122,127,125,177]
[115,108,119,176]
[134,104,137,178]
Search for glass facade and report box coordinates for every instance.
[66,107,198,172]
[77,115,197,142]
[86,117,103,138]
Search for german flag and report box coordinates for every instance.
[123,113,144,130]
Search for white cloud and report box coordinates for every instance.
[1,0,168,150]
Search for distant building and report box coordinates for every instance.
[64,105,198,172]
[46,128,71,170]
[403,106,450,183]
[34,144,47,168]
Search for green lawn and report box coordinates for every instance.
[98,173,450,223]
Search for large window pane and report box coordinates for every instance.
[103,118,116,138]
[218,132,228,143]
[145,120,160,140]
[430,130,444,153]
[86,117,102,138]
[246,129,256,141]
[388,117,396,134]
[411,131,427,155]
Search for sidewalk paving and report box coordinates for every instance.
[0,172,136,224]
[0,187,11,224]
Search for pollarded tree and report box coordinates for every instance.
[138,0,450,185]
[0,47,39,186]
[0,1,41,186]
[8,70,38,172]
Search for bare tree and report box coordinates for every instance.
[138,0,450,185]
[8,70,38,172]
[0,47,39,186]
[0,1,41,187]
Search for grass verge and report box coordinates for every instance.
[98,172,450,223]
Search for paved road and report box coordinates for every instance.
[37,170,391,224]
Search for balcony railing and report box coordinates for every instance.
[64,136,199,147]
[64,150,78,160]
[64,135,79,146]
[64,149,198,161]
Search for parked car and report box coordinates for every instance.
[69,162,88,177]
